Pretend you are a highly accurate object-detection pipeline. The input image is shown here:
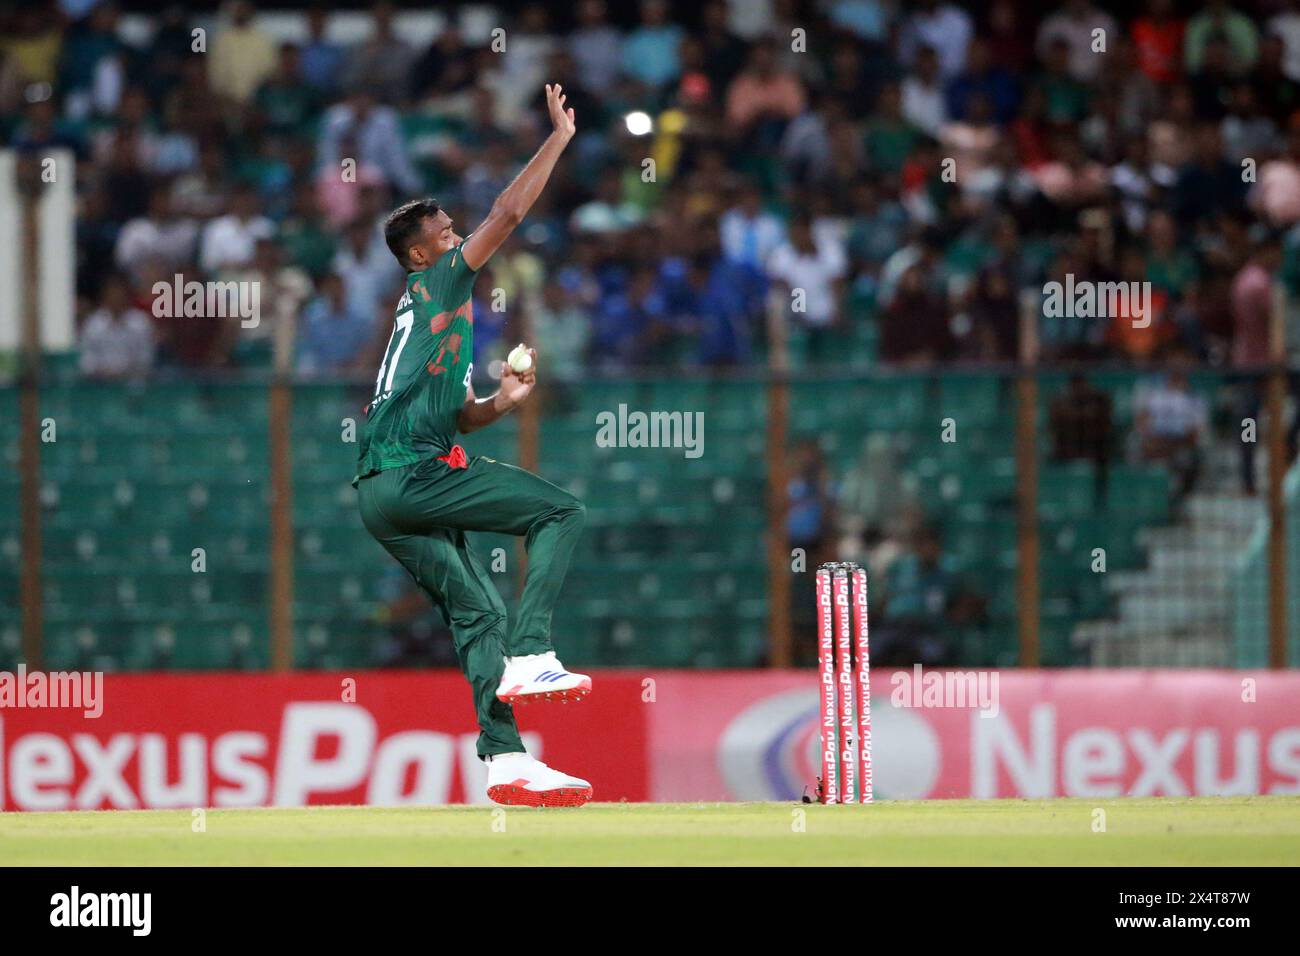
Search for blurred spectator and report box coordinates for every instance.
[230,238,313,368]
[533,278,591,378]
[984,0,1035,72]
[719,181,785,270]
[341,2,417,104]
[114,187,199,282]
[1183,0,1259,76]
[254,44,320,139]
[766,214,847,363]
[11,97,81,155]
[334,217,403,324]
[300,7,346,97]
[1132,0,1185,85]
[318,91,422,196]
[829,0,892,43]
[409,19,475,104]
[622,0,685,90]
[199,184,275,273]
[1036,0,1119,83]
[947,37,1019,124]
[1230,236,1280,492]
[880,261,955,365]
[963,266,1019,360]
[837,434,918,544]
[778,96,838,187]
[1251,127,1300,227]
[902,46,948,137]
[463,140,521,224]
[297,272,376,373]
[208,1,278,106]
[589,266,658,369]
[13,0,1300,383]
[1270,0,1300,82]
[569,0,621,92]
[1049,373,1115,502]
[683,245,765,366]
[1230,236,1279,368]
[898,0,973,80]
[845,180,908,271]
[1033,36,1091,125]
[58,2,127,119]
[1251,33,1300,120]
[142,6,197,104]
[1174,122,1249,226]
[874,525,983,665]
[1133,363,1209,499]
[471,265,510,373]
[862,82,921,174]
[0,7,62,86]
[172,145,230,220]
[279,184,339,279]
[497,5,556,112]
[78,274,155,380]
[725,38,807,144]
[787,439,836,567]
[571,168,643,234]
[1189,35,1238,121]
[699,0,749,91]
[1220,82,1278,162]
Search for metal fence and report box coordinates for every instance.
[3,361,1293,672]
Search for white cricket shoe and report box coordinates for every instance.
[485,752,593,807]
[496,651,592,705]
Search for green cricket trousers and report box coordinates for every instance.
[357,452,586,757]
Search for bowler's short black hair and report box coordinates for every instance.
[384,198,441,268]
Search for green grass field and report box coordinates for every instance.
[1,797,1296,866]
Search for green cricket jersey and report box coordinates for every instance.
[354,242,478,484]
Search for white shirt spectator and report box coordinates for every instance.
[199,213,275,273]
[1270,10,1300,81]
[766,235,848,327]
[902,74,947,137]
[115,216,199,277]
[79,307,155,379]
[1036,3,1118,83]
[898,3,973,79]
[1135,380,1208,439]
[720,206,786,271]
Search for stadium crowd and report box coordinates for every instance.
[3,0,1299,380]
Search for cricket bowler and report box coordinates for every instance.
[355,85,592,807]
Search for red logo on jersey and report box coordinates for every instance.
[427,332,463,376]
[429,299,473,336]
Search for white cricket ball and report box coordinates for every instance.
[507,343,533,373]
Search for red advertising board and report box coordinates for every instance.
[3,669,1298,809]
[0,672,648,810]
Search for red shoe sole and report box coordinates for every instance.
[497,683,592,706]
[487,784,593,808]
